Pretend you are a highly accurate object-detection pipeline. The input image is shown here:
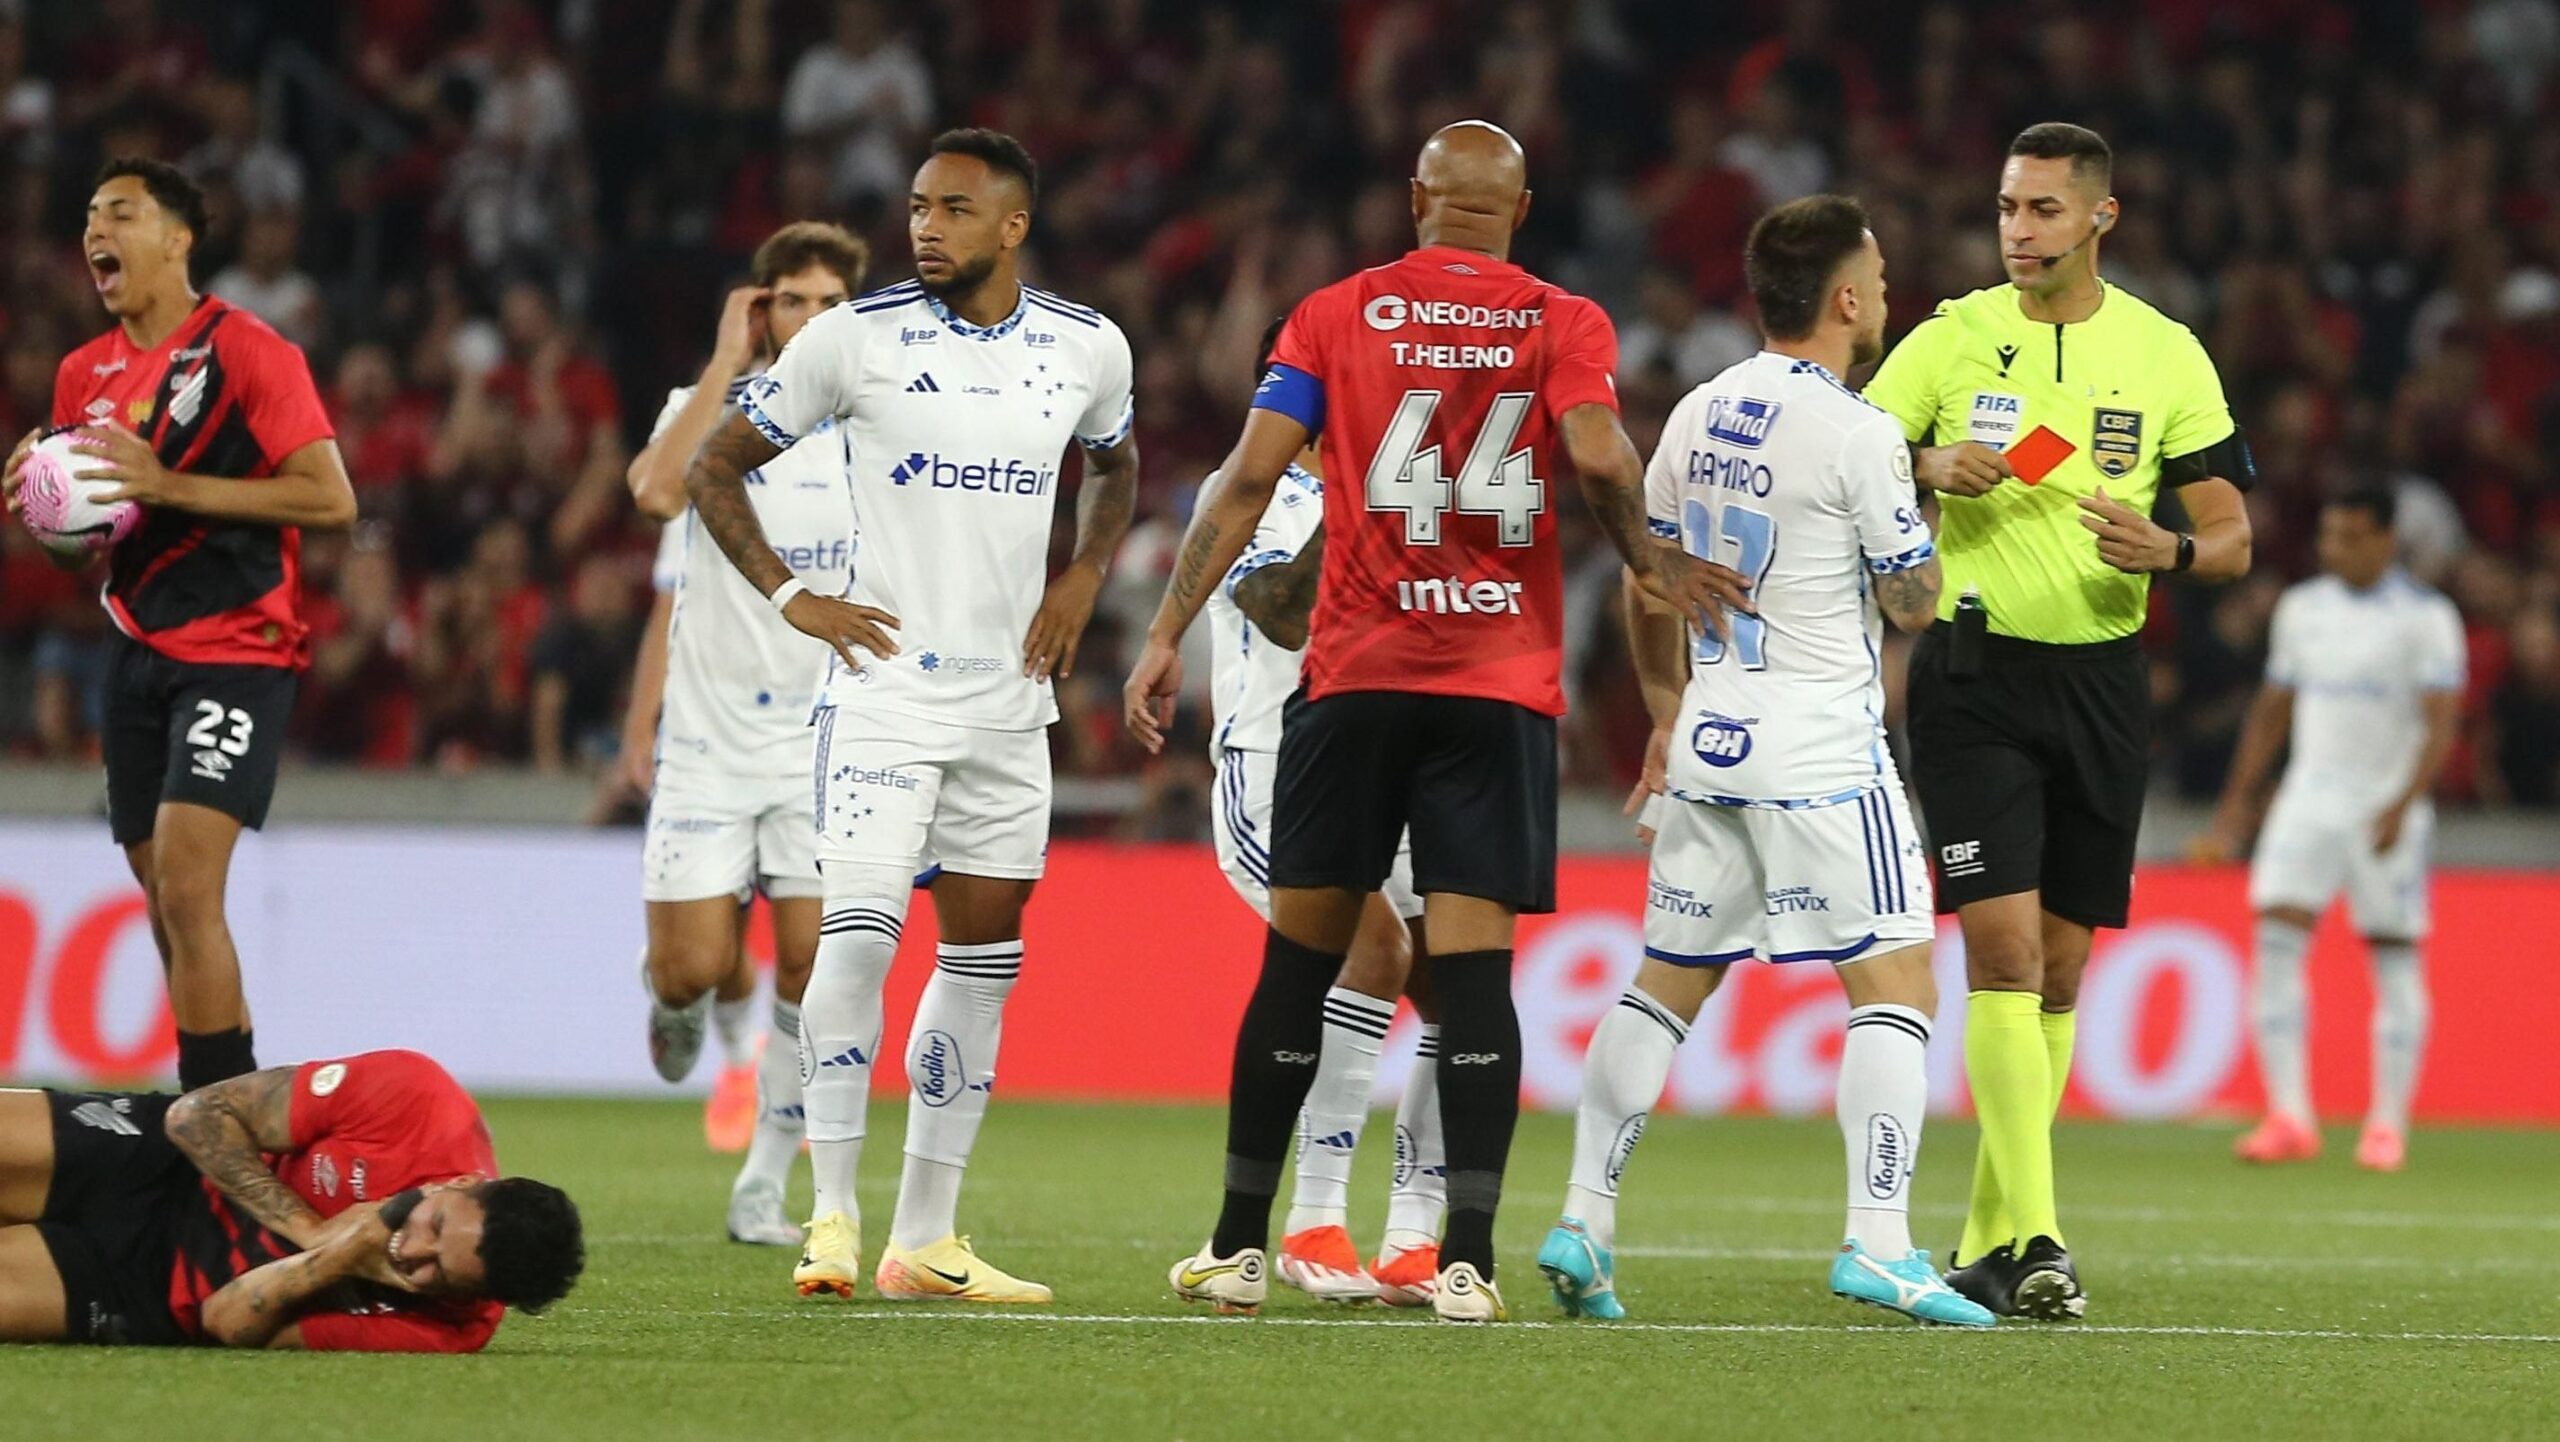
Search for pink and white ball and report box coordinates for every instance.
[16,430,137,556]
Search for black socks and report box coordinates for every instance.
[176,1027,256,1092]
[1430,949,1520,1277]
[1211,929,1343,1257]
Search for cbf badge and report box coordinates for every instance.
[2092,408,2143,478]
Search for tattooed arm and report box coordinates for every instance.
[200,1201,413,1348]
[1123,408,1308,751]
[1023,432,1142,681]
[1873,556,1944,635]
[1232,523,1325,651]
[1559,403,1752,641]
[683,410,900,669]
[164,1066,326,1250]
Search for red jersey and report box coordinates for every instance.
[168,1050,504,1352]
[53,297,336,668]
[1259,246,1620,716]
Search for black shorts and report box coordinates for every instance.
[1268,689,1559,915]
[102,632,297,846]
[36,1090,192,1346]
[1906,624,2150,930]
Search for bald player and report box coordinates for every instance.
[1129,122,1745,1323]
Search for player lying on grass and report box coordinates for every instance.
[0,1049,582,1349]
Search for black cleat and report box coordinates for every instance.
[1944,1242,2020,1317]
[2009,1235,2086,1320]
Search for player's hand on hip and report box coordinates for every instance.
[1123,637,1183,754]
[2,427,36,513]
[1641,547,1753,641]
[78,422,177,506]
[2078,486,2177,573]
[712,286,772,371]
[1916,443,2012,498]
[782,592,900,672]
[1024,564,1104,681]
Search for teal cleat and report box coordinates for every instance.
[1536,1218,1627,1320]
[1829,1240,1997,1328]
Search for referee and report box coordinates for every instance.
[1863,123,2255,1321]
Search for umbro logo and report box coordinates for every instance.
[906,373,941,393]
[1995,344,2019,376]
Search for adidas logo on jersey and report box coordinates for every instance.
[906,373,941,393]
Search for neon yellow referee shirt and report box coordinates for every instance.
[1863,281,2237,643]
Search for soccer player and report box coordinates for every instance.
[1202,317,1446,1305]
[2195,488,2461,1172]
[1126,121,1744,1323]
[622,222,868,1245]
[1863,123,2255,1319]
[0,1050,583,1349]
[1536,195,1991,1329]
[683,129,1138,1304]
[1,159,355,1093]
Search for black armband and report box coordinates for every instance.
[2161,425,2256,492]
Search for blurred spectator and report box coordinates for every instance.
[528,552,642,773]
[208,207,323,348]
[781,0,932,221]
[2489,605,2560,807]
[1619,264,1759,390]
[295,531,415,766]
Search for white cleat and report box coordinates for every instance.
[1432,1260,1508,1323]
[641,949,709,1083]
[726,1179,803,1247]
[1169,1242,1268,1316]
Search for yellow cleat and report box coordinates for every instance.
[1169,1242,1268,1316]
[874,1235,1054,1304]
[793,1211,861,1299]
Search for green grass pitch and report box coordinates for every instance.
[7,1099,2555,1441]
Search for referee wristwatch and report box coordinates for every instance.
[2172,532,2196,573]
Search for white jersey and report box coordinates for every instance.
[2266,569,2465,816]
[739,279,1136,731]
[650,380,857,773]
[1644,352,1935,806]
[1204,462,1323,754]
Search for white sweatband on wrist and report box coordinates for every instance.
[768,577,808,613]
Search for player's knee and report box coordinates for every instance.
[149,861,227,940]
[770,954,815,1003]
[1633,957,1721,1023]
[645,938,728,1005]
[1964,928,2042,991]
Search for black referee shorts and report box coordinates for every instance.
[1269,688,1560,915]
[36,1090,193,1346]
[102,632,297,846]
[1906,623,2150,930]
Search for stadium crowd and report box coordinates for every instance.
[3,0,2558,822]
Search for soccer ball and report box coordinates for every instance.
[16,429,137,555]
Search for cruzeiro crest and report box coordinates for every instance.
[2091,407,2144,479]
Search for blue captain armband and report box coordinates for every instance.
[1250,363,1325,435]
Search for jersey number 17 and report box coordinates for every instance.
[1365,390,1546,547]
[1683,498,1776,669]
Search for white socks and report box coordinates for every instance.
[1839,1003,1931,1259]
[1382,1023,1446,1251]
[712,993,756,1069]
[1566,989,1687,1251]
[2251,916,2314,1123]
[803,897,904,1221]
[2368,940,2428,1133]
[891,940,1023,1250]
[735,998,805,1195]
[1285,987,1394,1235]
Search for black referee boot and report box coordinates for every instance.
[1944,1242,2020,1317]
[2010,1235,2087,1321]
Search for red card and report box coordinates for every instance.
[2005,425,2075,485]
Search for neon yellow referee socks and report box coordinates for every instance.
[1959,1002,2079,1263]
[1964,990,2061,1251]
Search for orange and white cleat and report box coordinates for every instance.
[1276,1225,1379,1302]
[2234,1113,2321,1164]
[1368,1241,1440,1308]
[704,1053,759,1154]
[2354,1124,2406,1172]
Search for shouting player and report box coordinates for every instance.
[1128,121,1744,1322]
[1202,317,1447,1305]
[1,158,354,1093]
[623,222,868,1245]
[685,129,1138,1304]
[2196,488,2461,1172]
[1535,196,1991,1328]
[0,1050,583,1349]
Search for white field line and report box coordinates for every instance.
[689,1308,2560,1345]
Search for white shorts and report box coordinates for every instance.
[813,703,1051,881]
[2249,792,2432,939]
[1213,747,1420,923]
[1644,785,1934,966]
[642,761,821,903]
